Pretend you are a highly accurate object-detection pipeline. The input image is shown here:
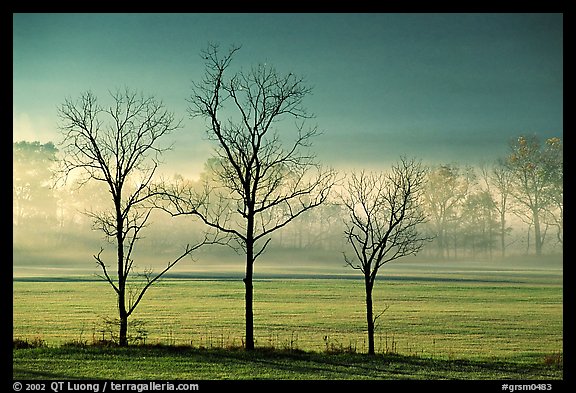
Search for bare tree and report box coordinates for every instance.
[459,189,499,258]
[157,43,335,350]
[480,161,515,258]
[422,163,473,258]
[56,88,208,346]
[340,158,431,355]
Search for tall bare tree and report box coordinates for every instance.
[341,158,431,355]
[158,43,335,350]
[57,88,207,346]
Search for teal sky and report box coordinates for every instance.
[13,13,563,178]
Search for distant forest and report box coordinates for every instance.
[13,134,562,268]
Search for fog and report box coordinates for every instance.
[12,14,563,281]
[13,140,563,280]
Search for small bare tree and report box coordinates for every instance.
[57,88,209,346]
[341,158,431,355]
[480,161,515,258]
[157,43,335,350]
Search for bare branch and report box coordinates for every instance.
[373,304,390,330]
[341,158,432,283]
[178,43,337,350]
[126,233,222,317]
[180,44,337,265]
[56,87,185,346]
[93,248,119,294]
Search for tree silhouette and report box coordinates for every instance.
[157,43,335,350]
[341,158,431,355]
[56,88,208,346]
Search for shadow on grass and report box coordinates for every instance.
[12,344,563,380]
[12,368,84,380]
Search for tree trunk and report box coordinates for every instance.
[533,208,542,256]
[365,275,375,355]
[244,260,254,350]
[500,211,506,258]
[244,213,255,351]
[117,267,129,346]
[117,269,129,346]
[116,197,129,347]
[119,309,128,346]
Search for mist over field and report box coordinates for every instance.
[13,13,563,280]
[13,138,563,280]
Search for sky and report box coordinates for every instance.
[13,13,563,179]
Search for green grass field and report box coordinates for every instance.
[12,345,563,380]
[13,259,563,379]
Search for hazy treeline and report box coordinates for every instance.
[13,134,562,270]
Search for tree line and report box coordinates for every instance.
[13,43,562,353]
[14,140,563,259]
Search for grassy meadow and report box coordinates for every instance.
[13,258,563,379]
